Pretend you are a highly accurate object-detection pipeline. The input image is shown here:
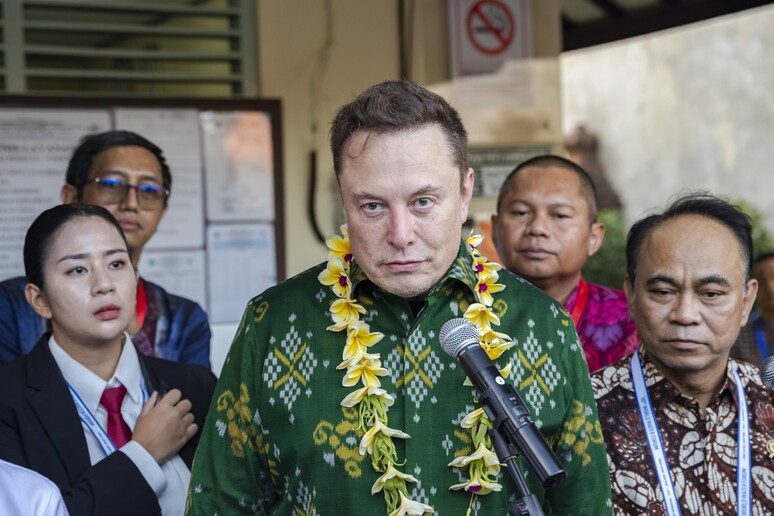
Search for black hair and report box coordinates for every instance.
[24,203,128,290]
[626,192,753,285]
[330,80,468,179]
[66,130,171,206]
[495,154,599,222]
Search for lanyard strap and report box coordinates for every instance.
[630,353,751,516]
[569,277,591,327]
[754,326,769,361]
[67,380,149,457]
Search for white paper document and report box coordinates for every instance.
[0,108,111,280]
[206,223,277,324]
[114,108,205,249]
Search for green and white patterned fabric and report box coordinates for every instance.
[186,243,613,515]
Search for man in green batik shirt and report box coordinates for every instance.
[186,81,612,515]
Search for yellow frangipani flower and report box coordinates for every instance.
[341,385,394,408]
[459,407,486,429]
[359,419,411,456]
[371,464,418,494]
[325,225,352,262]
[340,321,384,365]
[466,233,484,253]
[318,256,351,298]
[471,255,501,280]
[474,271,506,306]
[327,297,366,331]
[463,303,500,332]
[387,492,434,516]
[448,475,502,496]
[343,356,388,388]
[448,444,503,495]
[448,443,501,469]
[482,339,516,361]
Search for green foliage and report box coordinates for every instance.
[733,199,774,256]
[582,208,627,290]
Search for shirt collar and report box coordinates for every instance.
[638,346,738,407]
[49,333,145,411]
[349,241,477,297]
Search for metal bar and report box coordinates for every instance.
[25,45,241,61]
[24,20,240,38]
[4,0,27,92]
[24,0,238,16]
[237,0,258,95]
[26,68,242,83]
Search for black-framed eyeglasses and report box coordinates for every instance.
[86,177,169,209]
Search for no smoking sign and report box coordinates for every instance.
[450,0,531,76]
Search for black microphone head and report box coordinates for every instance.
[761,356,774,390]
[439,318,480,357]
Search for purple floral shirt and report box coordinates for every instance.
[565,278,638,372]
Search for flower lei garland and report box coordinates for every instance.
[318,226,513,515]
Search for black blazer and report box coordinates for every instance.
[0,335,217,516]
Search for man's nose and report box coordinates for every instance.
[670,293,702,325]
[388,208,415,249]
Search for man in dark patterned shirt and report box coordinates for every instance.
[592,193,774,515]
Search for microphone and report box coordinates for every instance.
[440,318,566,489]
[761,356,774,390]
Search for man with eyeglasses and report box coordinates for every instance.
[0,130,212,367]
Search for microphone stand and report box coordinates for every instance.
[489,427,545,516]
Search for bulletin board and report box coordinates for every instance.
[0,96,284,325]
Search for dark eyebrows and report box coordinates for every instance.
[697,275,730,287]
[56,248,128,264]
[99,170,161,184]
[644,274,731,288]
[644,275,679,288]
[351,184,442,202]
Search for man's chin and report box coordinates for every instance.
[374,275,436,299]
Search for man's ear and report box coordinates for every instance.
[623,274,635,317]
[490,213,500,251]
[459,167,475,224]
[740,278,759,327]
[587,222,605,258]
[24,283,52,320]
[60,184,78,204]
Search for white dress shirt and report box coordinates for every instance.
[49,334,190,516]
[0,458,68,516]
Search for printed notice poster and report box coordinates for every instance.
[0,109,110,279]
[138,249,208,311]
[201,111,275,222]
[206,223,276,323]
[114,108,205,249]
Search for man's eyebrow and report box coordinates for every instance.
[350,184,441,201]
[99,170,161,183]
[697,275,730,287]
[644,275,679,287]
[56,248,128,263]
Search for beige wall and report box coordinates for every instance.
[258,0,562,277]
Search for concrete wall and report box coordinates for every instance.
[561,5,774,232]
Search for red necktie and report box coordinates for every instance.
[100,386,163,515]
[100,385,132,448]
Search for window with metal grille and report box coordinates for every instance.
[0,0,257,96]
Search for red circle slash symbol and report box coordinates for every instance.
[466,0,515,56]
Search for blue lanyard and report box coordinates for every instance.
[630,352,750,516]
[67,380,149,457]
[754,326,769,361]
